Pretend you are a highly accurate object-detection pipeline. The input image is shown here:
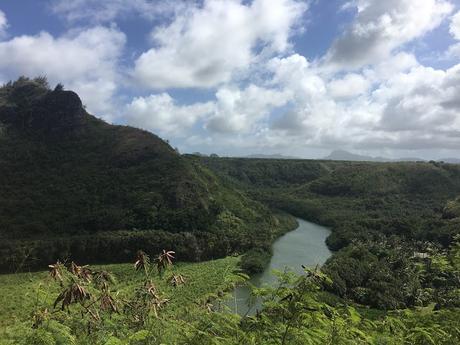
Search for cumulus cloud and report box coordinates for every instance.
[269,54,326,104]
[206,85,290,133]
[0,26,126,118]
[125,1,460,156]
[132,0,307,89]
[225,49,460,154]
[442,11,460,59]
[267,54,341,137]
[326,0,453,69]
[328,73,370,99]
[125,84,290,136]
[125,93,214,136]
[376,65,457,132]
[366,52,418,80]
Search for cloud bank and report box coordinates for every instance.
[1,0,459,158]
[132,0,307,89]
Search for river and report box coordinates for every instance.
[227,218,332,315]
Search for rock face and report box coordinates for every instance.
[0,83,86,134]
[29,90,86,132]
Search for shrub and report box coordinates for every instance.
[240,248,271,274]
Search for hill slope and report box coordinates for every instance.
[198,156,460,308]
[0,78,290,271]
[0,78,218,237]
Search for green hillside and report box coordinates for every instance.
[198,157,460,309]
[0,79,459,344]
[0,78,292,272]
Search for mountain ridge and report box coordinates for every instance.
[244,153,301,159]
[0,77,286,271]
[323,149,460,163]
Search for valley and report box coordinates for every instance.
[228,218,331,316]
[0,78,459,344]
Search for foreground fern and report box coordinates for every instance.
[1,249,459,344]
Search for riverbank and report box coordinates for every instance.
[230,218,332,315]
[239,212,298,274]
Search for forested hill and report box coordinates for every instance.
[197,156,460,309]
[0,78,289,272]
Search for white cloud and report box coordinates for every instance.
[375,65,455,132]
[0,26,126,118]
[328,73,370,99]
[125,93,214,136]
[326,0,453,69]
[350,63,460,149]
[267,55,349,139]
[132,0,307,89]
[125,84,290,136]
[124,0,460,156]
[269,54,326,104]
[446,42,460,58]
[221,50,460,155]
[366,52,418,80]
[442,11,460,60]
[0,10,8,38]
[450,10,460,40]
[206,84,290,133]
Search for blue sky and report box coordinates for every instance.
[0,0,459,159]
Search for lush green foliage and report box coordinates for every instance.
[1,255,459,344]
[239,213,298,274]
[0,256,244,341]
[198,157,460,309]
[1,78,459,343]
[240,247,273,274]
[0,78,291,272]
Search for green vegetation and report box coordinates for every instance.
[239,212,298,274]
[239,247,272,274]
[1,250,459,344]
[0,255,244,342]
[0,78,292,272]
[1,77,460,343]
[198,157,460,309]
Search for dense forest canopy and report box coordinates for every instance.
[198,156,460,309]
[0,78,291,271]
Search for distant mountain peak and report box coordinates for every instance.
[324,150,385,162]
[324,150,423,162]
[245,153,300,159]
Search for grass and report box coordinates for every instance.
[0,256,242,332]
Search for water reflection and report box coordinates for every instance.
[227,218,332,315]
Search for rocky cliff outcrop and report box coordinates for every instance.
[0,80,86,134]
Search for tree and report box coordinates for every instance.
[54,83,64,92]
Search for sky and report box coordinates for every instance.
[0,0,459,159]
